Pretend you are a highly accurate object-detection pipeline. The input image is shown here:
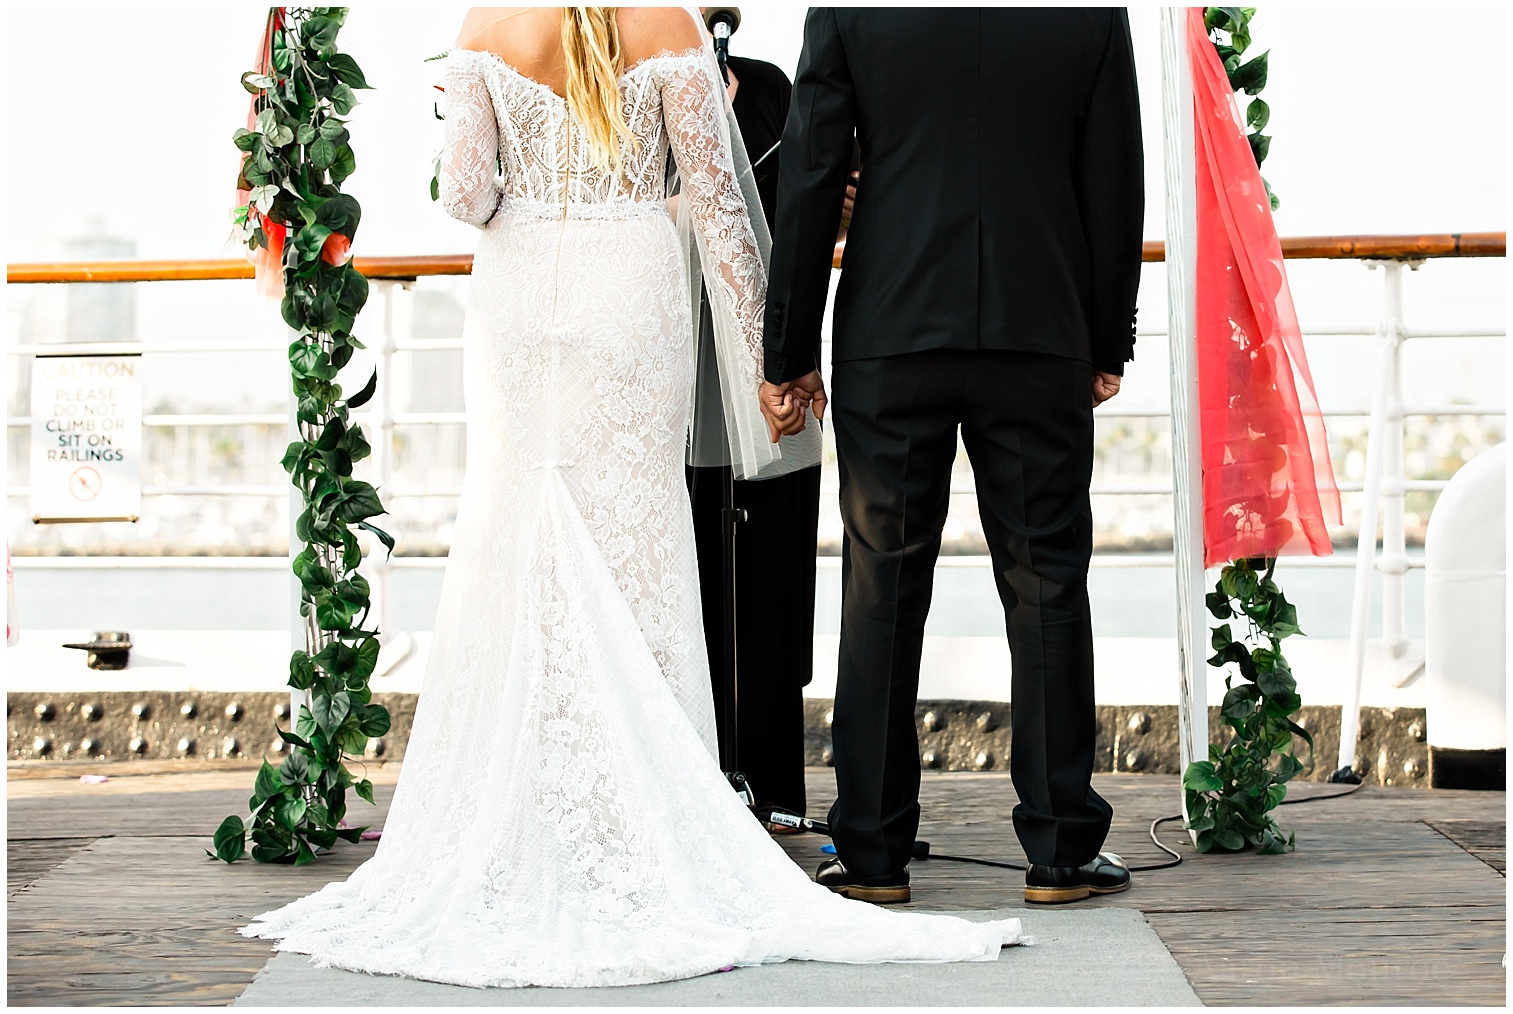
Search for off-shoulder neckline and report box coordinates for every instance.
[449,46,707,101]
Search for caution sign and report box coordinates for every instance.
[30,354,142,523]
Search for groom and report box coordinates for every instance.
[760,9,1144,905]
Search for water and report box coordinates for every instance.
[13,556,1424,641]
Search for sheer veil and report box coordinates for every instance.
[674,9,822,481]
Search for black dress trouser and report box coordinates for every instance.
[828,349,1113,876]
[686,463,822,816]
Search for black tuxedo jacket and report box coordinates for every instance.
[763,8,1144,383]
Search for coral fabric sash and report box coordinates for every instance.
[1189,8,1341,566]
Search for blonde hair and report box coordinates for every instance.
[561,7,633,170]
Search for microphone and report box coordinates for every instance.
[704,6,740,84]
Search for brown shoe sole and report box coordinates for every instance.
[824,883,912,904]
[1023,879,1132,905]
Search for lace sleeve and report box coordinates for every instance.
[660,55,767,383]
[439,52,502,227]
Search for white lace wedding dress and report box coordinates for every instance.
[242,41,1024,989]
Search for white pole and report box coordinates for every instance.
[373,281,400,639]
[1378,262,1410,663]
[1160,8,1209,805]
[1337,261,1403,778]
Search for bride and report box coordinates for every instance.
[243,7,1023,988]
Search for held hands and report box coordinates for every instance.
[1093,371,1122,407]
[759,370,828,444]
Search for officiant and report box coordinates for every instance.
[686,7,854,826]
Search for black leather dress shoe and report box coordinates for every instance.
[815,857,911,904]
[1024,851,1131,904]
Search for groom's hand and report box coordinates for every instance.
[759,371,828,444]
[1093,371,1122,407]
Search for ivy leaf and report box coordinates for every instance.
[311,690,351,732]
[1247,132,1271,168]
[1245,97,1270,132]
[331,82,359,116]
[334,825,366,844]
[275,794,308,830]
[1204,591,1233,619]
[279,749,311,786]
[336,483,386,524]
[326,53,371,90]
[233,128,262,152]
[212,816,246,863]
[330,144,357,185]
[1183,760,1223,793]
[1210,623,1234,652]
[288,650,316,691]
[1214,828,1246,851]
[1256,662,1296,701]
[1229,51,1269,96]
[354,636,382,679]
[251,759,281,808]
[345,369,378,409]
[358,703,390,737]
[354,778,376,805]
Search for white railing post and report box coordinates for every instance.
[1338,258,1421,779]
[370,280,415,677]
[1160,8,1209,806]
[1379,260,1424,676]
[373,281,401,638]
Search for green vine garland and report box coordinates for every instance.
[1184,558,1313,854]
[1204,6,1280,209]
[1183,9,1310,855]
[212,7,394,865]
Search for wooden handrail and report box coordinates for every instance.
[5,255,474,284]
[6,233,1504,283]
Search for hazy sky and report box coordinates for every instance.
[5,6,1506,261]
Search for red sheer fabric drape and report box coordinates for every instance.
[1188,7,1340,567]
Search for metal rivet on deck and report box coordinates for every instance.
[1127,711,1151,735]
[823,709,834,727]
[34,702,55,721]
[365,738,385,758]
[177,736,195,755]
[131,702,150,719]
[222,736,239,756]
[129,736,147,754]
[975,711,999,733]
[32,736,52,755]
[179,702,197,719]
[921,749,942,769]
[274,702,290,720]
[1408,720,1425,742]
[821,746,834,767]
[973,750,995,770]
[80,738,98,754]
[270,739,286,754]
[1123,748,1147,772]
[225,702,243,721]
[1402,758,1424,779]
[81,702,103,722]
[921,710,943,733]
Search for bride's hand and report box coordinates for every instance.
[759,380,812,443]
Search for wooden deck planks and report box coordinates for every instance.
[7,767,1504,1007]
